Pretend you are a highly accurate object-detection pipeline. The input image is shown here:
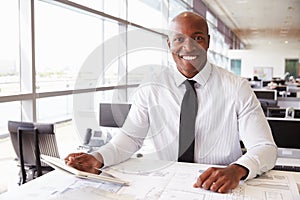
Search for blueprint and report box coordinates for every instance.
[50,159,300,200]
[1,158,299,200]
[105,158,300,200]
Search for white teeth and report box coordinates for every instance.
[181,55,197,61]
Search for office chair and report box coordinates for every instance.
[8,121,60,185]
[258,99,279,116]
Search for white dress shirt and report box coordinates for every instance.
[96,62,277,180]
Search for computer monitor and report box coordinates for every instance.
[267,118,300,158]
[99,103,131,127]
[253,89,278,115]
[267,108,300,118]
[253,89,277,100]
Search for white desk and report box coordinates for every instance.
[1,158,299,200]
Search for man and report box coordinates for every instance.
[65,11,277,193]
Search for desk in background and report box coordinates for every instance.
[1,158,299,200]
[277,97,300,108]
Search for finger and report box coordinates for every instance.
[64,153,76,161]
[69,156,88,170]
[72,154,93,165]
[218,181,237,193]
[193,176,201,188]
[201,178,218,190]
[205,170,228,191]
[74,161,98,174]
[65,157,79,167]
[65,153,86,166]
[66,156,78,165]
[194,174,207,188]
[72,155,97,171]
[194,167,214,187]
[218,178,240,193]
[64,152,85,161]
[209,179,225,192]
[209,181,219,192]
[217,181,232,193]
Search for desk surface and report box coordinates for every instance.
[1,158,300,200]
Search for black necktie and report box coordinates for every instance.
[178,80,198,162]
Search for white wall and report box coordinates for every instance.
[228,47,300,80]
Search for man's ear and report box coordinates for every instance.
[207,34,210,49]
[167,37,171,48]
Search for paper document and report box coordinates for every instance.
[105,159,300,200]
[41,154,130,186]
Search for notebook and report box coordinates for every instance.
[41,154,130,185]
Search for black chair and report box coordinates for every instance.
[8,121,60,185]
[258,99,279,116]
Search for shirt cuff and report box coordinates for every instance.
[232,157,257,180]
[91,143,117,167]
[232,163,249,180]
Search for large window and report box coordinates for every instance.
[0,0,20,96]
[206,10,230,69]
[230,59,242,76]
[37,95,73,122]
[71,0,126,19]
[35,1,104,92]
[0,0,195,137]
[128,0,167,29]
[1,0,239,138]
[127,27,168,84]
[169,0,193,21]
[0,102,21,133]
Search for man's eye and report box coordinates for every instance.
[173,37,184,43]
[194,36,204,41]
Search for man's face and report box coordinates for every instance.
[168,15,210,78]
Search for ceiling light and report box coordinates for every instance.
[285,41,289,44]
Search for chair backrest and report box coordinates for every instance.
[8,121,60,167]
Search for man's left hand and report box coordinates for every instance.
[193,164,248,193]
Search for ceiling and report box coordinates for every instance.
[201,0,300,49]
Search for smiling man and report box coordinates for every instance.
[65,11,277,193]
[168,12,209,78]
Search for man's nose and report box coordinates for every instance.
[182,37,197,51]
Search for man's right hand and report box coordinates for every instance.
[64,152,103,174]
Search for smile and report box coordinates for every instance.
[179,55,197,61]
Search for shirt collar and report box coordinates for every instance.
[174,62,212,87]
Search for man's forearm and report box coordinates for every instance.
[234,144,277,180]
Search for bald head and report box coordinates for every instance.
[169,12,209,35]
